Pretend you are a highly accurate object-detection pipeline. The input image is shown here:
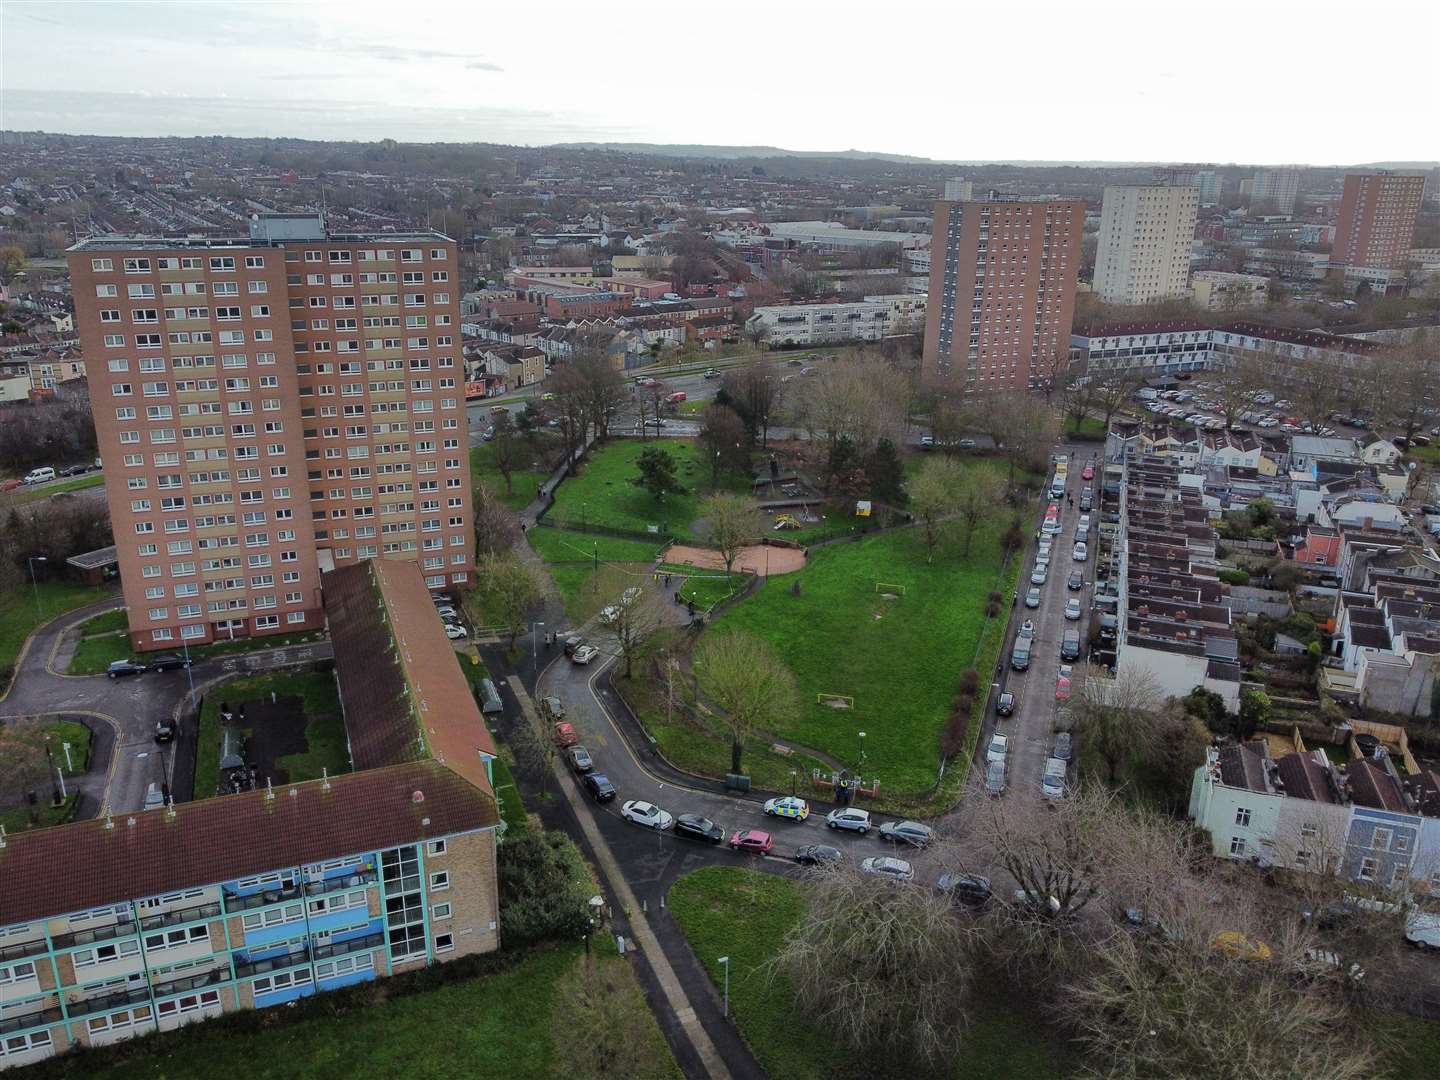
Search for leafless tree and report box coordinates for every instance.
[579,567,667,679]
[549,363,592,469]
[953,463,1006,557]
[722,364,784,447]
[970,391,1059,491]
[695,404,749,485]
[775,863,978,1070]
[1210,349,1270,428]
[0,719,56,820]
[551,953,678,1080]
[473,482,523,558]
[488,410,519,497]
[693,629,798,775]
[1091,369,1148,431]
[700,492,763,580]
[472,552,542,649]
[1061,665,1162,786]
[1371,330,1439,446]
[574,349,626,440]
[1061,377,1098,432]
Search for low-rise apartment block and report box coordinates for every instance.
[1190,270,1269,311]
[745,294,926,347]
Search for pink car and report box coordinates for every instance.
[729,829,773,855]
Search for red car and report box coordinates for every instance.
[1055,667,1073,701]
[0,479,21,492]
[552,721,579,748]
[1081,465,1095,481]
[729,829,773,855]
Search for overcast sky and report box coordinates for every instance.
[2,0,1436,164]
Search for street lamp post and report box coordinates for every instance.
[180,637,198,709]
[27,555,47,621]
[532,621,545,678]
[718,956,730,1017]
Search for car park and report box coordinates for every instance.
[552,722,579,748]
[571,644,600,664]
[434,605,459,620]
[938,873,992,907]
[764,796,810,821]
[1025,587,1042,609]
[106,659,147,679]
[444,623,469,639]
[1064,598,1081,621]
[567,745,594,773]
[729,829,774,854]
[583,772,617,802]
[794,844,844,866]
[148,653,192,672]
[995,691,1016,717]
[674,814,725,843]
[621,800,674,830]
[825,807,870,833]
[986,733,1008,764]
[985,758,1006,797]
[861,857,914,882]
[879,819,934,847]
[1052,732,1072,761]
[154,717,176,743]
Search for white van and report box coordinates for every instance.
[22,466,55,485]
[1405,909,1440,949]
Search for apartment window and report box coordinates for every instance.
[1358,857,1378,882]
[252,968,312,996]
[1229,837,1246,857]
[245,255,266,268]
[74,938,141,969]
[91,257,114,271]
[426,839,447,857]
[1233,807,1251,828]
[143,924,209,953]
[428,870,450,891]
[434,933,455,954]
[1373,827,1392,851]
[0,961,38,986]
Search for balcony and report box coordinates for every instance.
[233,946,310,980]
[224,884,303,913]
[0,938,48,964]
[67,985,152,1018]
[50,921,137,951]
[305,869,378,898]
[0,1005,61,1036]
[312,932,383,962]
[139,902,222,933]
[151,965,229,1001]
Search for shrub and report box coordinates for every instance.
[1217,568,1250,586]
[939,703,970,759]
[496,831,592,949]
[958,668,980,696]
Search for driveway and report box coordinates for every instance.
[1,595,332,814]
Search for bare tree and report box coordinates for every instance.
[1061,665,1162,786]
[551,953,678,1080]
[722,364,784,447]
[473,482,523,558]
[0,719,56,821]
[489,410,519,497]
[695,404,749,485]
[693,629,798,776]
[700,492,763,580]
[1210,348,1270,429]
[970,391,1059,491]
[953,463,1006,557]
[1372,330,1439,446]
[472,552,541,649]
[775,865,977,1070]
[908,455,962,563]
[1091,369,1148,431]
[574,349,626,440]
[1061,377,1098,433]
[549,363,591,468]
[579,567,666,679]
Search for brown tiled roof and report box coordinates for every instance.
[324,561,496,797]
[1345,759,1407,812]
[0,761,496,927]
[1274,751,1337,803]
[1219,742,1270,792]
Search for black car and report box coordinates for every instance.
[937,872,992,907]
[1061,630,1082,661]
[1098,614,1118,643]
[154,717,176,743]
[995,691,1016,717]
[582,772,617,802]
[58,463,91,478]
[1068,570,1084,592]
[674,814,725,844]
[106,659,147,679]
[878,820,934,848]
[561,633,584,657]
[148,653,192,672]
[794,844,844,867]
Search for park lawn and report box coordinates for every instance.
[70,944,676,1080]
[196,670,344,797]
[526,527,664,617]
[187,630,324,662]
[1063,415,1107,441]
[471,441,551,512]
[547,438,749,541]
[0,581,110,678]
[657,562,739,612]
[715,525,1010,796]
[1379,1008,1440,1078]
[668,867,1071,1080]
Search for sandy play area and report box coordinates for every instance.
[664,542,807,577]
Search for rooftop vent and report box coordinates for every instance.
[412,790,425,804]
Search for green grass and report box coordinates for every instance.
[526,527,664,617]
[1063,415,1107,440]
[75,607,129,636]
[43,718,93,775]
[1379,1009,1440,1078]
[71,944,677,1080]
[657,562,740,612]
[0,793,79,835]
[0,472,105,504]
[0,581,110,679]
[547,438,750,541]
[195,670,345,798]
[668,867,1070,1080]
[471,440,552,511]
[489,751,530,834]
[68,632,134,674]
[714,523,1010,795]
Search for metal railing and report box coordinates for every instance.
[50,920,137,952]
[304,870,378,898]
[151,965,228,1000]
[312,932,383,961]
[232,946,309,980]
[66,984,151,1018]
[139,902,222,932]
[0,1006,61,1035]
[223,884,303,912]
[0,938,48,964]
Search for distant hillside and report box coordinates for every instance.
[553,142,937,164]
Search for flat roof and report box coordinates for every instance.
[69,229,451,252]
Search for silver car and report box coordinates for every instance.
[860,856,914,882]
[825,808,871,834]
[985,758,1006,797]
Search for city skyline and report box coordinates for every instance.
[3,0,1437,165]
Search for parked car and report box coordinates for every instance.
[995,691,1016,717]
[729,829,774,854]
[1010,639,1031,672]
[1081,465,1095,481]
[552,722,579,748]
[444,623,469,640]
[143,783,165,811]
[1068,570,1083,591]
[599,605,621,624]
[1064,598,1081,621]
[702,368,719,380]
[1061,630,1081,660]
[154,717,176,743]
[583,772,617,802]
[571,644,600,665]
[1054,666,1073,700]
[1042,757,1067,799]
[148,653,192,672]
[860,856,914,882]
[22,467,56,485]
[879,820,934,848]
[567,745,594,774]
[920,435,935,450]
[763,796,810,821]
[937,873,992,907]
[621,800,674,830]
[539,696,565,723]
[674,814,725,843]
[0,478,21,492]
[986,733,1008,764]
[985,758,1007,797]
[1030,566,1048,586]
[794,844,844,867]
[825,807,870,834]
[957,438,976,450]
[106,659,147,679]
[1053,732,1073,761]
[1072,542,1088,562]
[1025,587,1042,609]
[1013,889,1063,916]
[1018,619,1036,639]
[1079,492,1092,512]
[561,634,584,657]
[58,463,91,478]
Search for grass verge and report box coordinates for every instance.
[0,473,106,504]
[668,866,1071,1080]
[526,527,664,617]
[0,793,79,834]
[0,582,110,685]
[657,562,740,612]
